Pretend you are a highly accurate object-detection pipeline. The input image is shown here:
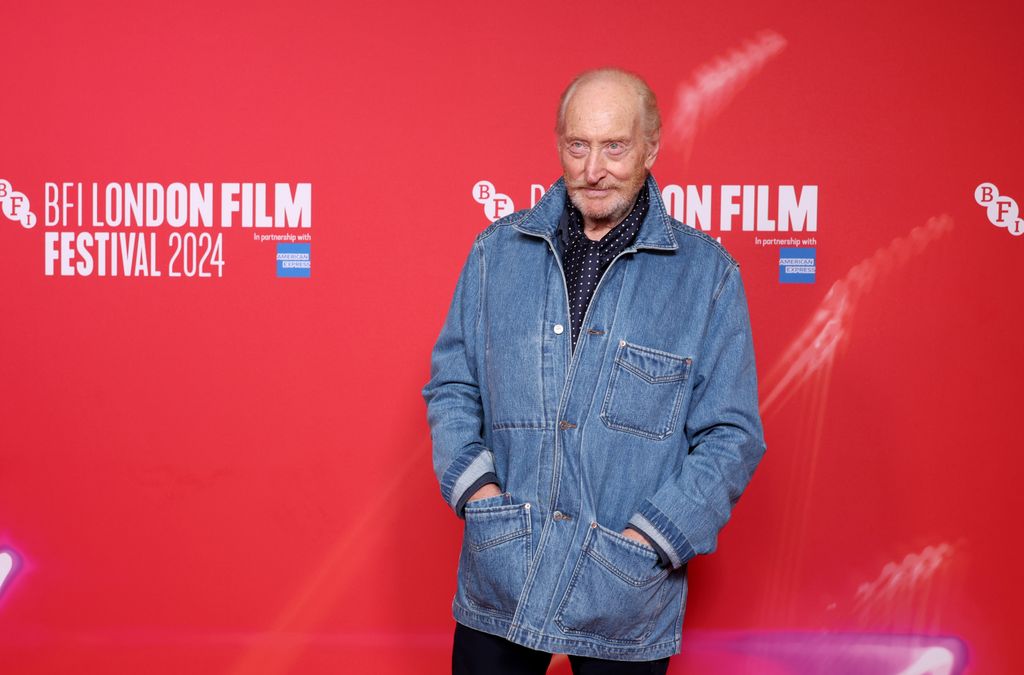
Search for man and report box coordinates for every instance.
[423,68,766,674]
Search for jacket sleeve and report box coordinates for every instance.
[422,238,499,518]
[627,263,766,569]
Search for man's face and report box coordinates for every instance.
[559,78,659,230]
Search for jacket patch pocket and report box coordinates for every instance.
[555,523,673,644]
[459,501,532,618]
[600,341,692,440]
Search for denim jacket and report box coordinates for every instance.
[423,174,766,661]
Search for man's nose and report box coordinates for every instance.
[583,151,606,184]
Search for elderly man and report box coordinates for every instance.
[423,68,766,674]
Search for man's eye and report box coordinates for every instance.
[606,142,626,155]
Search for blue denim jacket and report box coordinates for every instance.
[423,174,766,661]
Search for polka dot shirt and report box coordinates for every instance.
[558,187,648,351]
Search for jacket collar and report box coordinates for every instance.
[513,174,678,251]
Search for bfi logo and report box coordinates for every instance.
[472,180,515,222]
[975,182,1022,237]
[0,178,38,229]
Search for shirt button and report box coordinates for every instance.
[553,324,564,335]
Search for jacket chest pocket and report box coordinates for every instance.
[600,340,692,441]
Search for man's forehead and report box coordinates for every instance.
[562,78,643,138]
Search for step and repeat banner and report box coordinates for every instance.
[1,2,1021,673]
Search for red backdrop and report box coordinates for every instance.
[1,1,1022,673]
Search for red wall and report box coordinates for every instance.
[1,1,1021,673]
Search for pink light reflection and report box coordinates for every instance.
[0,547,19,606]
[676,630,967,675]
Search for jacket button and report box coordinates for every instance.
[558,420,577,430]
[553,324,564,335]
[553,510,562,520]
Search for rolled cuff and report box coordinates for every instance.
[442,448,497,515]
[628,506,696,570]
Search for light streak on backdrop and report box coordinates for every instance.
[668,30,787,164]
[760,214,955,417]
[853,543,957,629]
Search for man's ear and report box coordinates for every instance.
[644,136,660,170]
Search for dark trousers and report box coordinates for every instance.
[452,622,671,675]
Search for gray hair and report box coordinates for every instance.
[555,68,661,142]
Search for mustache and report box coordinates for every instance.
[568,182,619,190]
